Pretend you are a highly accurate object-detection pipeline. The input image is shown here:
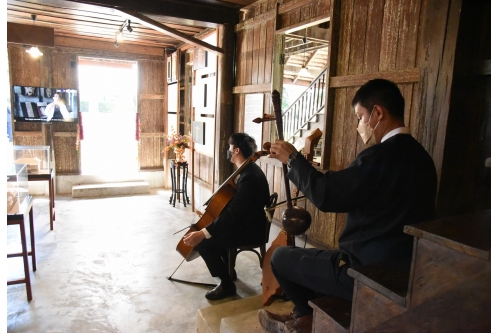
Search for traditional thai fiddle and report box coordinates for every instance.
[176,143,271,261]
[261,90,312,306]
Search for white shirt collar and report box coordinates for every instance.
[381,127,411,142]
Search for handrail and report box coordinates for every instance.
[282,67,327,141]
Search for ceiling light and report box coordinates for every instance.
[298,66,308,76]
[25,14,43,58]
[26,46,43,58]
[115,31,123,43]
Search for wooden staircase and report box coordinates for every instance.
[309,209,491,332]
[196,210,490,332]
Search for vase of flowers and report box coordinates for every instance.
[164,129,190,163]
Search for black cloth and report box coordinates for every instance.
[197,161,270,282]
[272,133,437,315]
[52,106,63,119]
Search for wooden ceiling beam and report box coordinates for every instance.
[66,0,240,25]
[115,9,224,55]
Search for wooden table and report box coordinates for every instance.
[28,168,55,230]
[7,195,35,301]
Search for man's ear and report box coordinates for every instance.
[373,105,385,121]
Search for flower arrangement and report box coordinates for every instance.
[164,128,190,152]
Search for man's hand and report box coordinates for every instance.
[269,140,297,164]
[183,230,205,247]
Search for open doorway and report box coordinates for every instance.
[280,22,330,165]
[78,57,138,175]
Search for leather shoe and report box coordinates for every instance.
[258,309,297,333]
[205,282,236,300]
[284,314,313,333]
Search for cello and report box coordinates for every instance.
[176,144,271,261]
[261,90,312,305]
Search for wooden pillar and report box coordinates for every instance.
[214,24,235,188]
[322,0,341,170]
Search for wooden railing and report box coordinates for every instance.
[282,68,327,141]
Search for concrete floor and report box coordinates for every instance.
[7,190,272,332]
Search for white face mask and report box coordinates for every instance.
[357,108,380,144]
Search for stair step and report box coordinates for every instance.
[196,295,293,333]
[72,181,150,198]
[308,296,352,333]
[363,270,490,332]
[347,260,410,307]
[404,209,491,261]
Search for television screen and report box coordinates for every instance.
[12,86,79,123]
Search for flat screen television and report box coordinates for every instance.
[12,86,79,123]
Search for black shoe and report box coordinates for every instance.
[205,282,236,300]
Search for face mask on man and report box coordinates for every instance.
[357,108,380,145]
[227,149,234,161]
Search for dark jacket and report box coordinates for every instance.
[206,161,271,246]
[287,134,437,267]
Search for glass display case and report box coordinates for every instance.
[7,163,28,214]
[13,145,51,174]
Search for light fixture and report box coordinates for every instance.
[26,14,43,58]
[26,46,43,58]
[115,30,123,43]
[126,20,133,33]
[298,29,308,76]
[113,19,132,48]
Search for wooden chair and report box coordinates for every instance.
[228,192,278,280]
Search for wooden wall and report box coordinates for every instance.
[235,0,469,248]
[8,43,165,175]
[138,59,166,170]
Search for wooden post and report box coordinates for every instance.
[214,24,235,188]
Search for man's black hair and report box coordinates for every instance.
[229,133,257,159]
[351,79,405,120]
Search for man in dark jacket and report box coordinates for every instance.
[259,79,437,333]
[183,133,270,300]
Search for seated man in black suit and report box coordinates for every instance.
[182,133,271,300]
[259,79,438,333]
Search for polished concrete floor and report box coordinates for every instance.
[7,190,273,332]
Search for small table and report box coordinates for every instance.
[169,161,190,207]
[7,195,35,301]
[28,168,55,230]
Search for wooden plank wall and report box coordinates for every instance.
[236,0,461,248]
[138,59,166,170]
[8,43,165,175]
[235,0,335,247]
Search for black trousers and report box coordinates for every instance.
[196,234,236,284]
[271,246,355,317]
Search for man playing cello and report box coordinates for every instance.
[183,133,270,300]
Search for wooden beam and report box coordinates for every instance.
[7,22,55,47]
[115,9,224,55]
[276,14,331,35]
[233,83,272,94]
[55,36,164,56]
[13,131,43,136]
[329,68,421,88]
[139,133,164,137]
[65,0,239,25]
[53,132,77,137]
[235,10,275,32]
[139,94,164,100]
